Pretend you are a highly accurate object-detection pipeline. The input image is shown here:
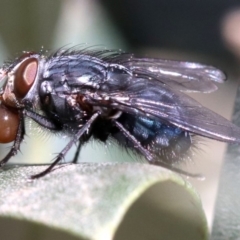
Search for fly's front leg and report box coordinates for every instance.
[24,109,62,130]
[0,111,25,166]
[31,112,100,179]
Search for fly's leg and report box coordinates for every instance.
[114,121,153,161]
[72,141,82,164]
[31,112,100,179]
[114,121,203,179]
[0,111,25,166]
[24,109,61,130]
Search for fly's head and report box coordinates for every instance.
[0,52,42,107]
[0,52,41,143]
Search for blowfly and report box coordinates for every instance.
[0,47,239,179]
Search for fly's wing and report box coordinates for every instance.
[100,77,240,144]
[119,57,226,93]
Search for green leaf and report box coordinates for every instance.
[0,163,208,240]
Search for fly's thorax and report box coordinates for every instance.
[100,63,132,91]
[38,79,91,128]
[42,54,108,91]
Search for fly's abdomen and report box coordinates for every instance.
[114,114,192,163]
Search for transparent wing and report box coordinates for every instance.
[120,57,226,93]
[98,77,240,144]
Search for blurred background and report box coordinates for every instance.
[0,0,240,237]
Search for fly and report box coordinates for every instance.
[0,47,239,179]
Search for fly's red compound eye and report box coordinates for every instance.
[0,104,19,143]
[14,58,38,98]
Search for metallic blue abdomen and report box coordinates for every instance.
[115,114,192,163]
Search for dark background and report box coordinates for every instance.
[0,1,240,64]
[101,0,240,61]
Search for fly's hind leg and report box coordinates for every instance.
[114,121,154,161]
[114,120,203,179]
